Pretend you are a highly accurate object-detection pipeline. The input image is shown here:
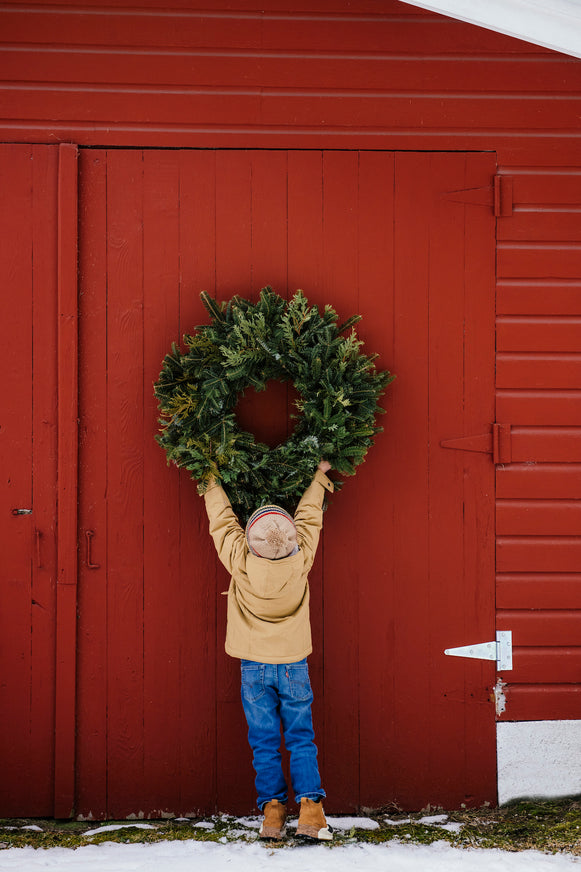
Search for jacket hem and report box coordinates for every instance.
[225,645,313,664]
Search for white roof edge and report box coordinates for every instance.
[397,0,581,60]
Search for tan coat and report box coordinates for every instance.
[203,470,334,664]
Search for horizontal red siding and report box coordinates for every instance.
[497,283,581,316]
[0,1,579,162]
[497,575,581,610]
[500,686,581,721]
[497,466,581,499]
[496,158,581,721]
[497,355,581,389]
[510,649,581,684]
[497,500,581,535]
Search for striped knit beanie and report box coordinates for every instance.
[245,505,297,560]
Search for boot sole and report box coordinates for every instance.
[295,824,333,841]
[259,826,286,841]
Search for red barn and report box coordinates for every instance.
[1,0,580,820]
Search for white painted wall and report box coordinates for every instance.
[497,721,581,805]
[398,0,581,60]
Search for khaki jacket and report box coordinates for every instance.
[204,470,334,664]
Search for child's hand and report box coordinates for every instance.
[318,459,331,473]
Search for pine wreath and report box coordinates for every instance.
[154,287,394,521]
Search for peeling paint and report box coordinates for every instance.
[494,678,507,717]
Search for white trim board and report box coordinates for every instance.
[497,721,581,805]
[398,0,581,60]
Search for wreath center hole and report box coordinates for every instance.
[235,380,301,449]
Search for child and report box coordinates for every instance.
[203,460,334,841]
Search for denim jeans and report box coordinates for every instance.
[240,658,325,810]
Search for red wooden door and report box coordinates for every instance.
[0,144,79,817]
[76,149,496,817]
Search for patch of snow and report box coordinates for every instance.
[83,824,158,838]
[20,827,43,833]
[417,815,464,833]
[228,829,257,840]
[385,818,412,826]
[233,817,260,830]
[326,817,379,831]
[439,823,464,833]
[191,821,215,830]
[0,839,580,872]
[417,815,449,825]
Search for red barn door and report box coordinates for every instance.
[0,144,78,817]
[75,149,496,817]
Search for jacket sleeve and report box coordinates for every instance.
[294,469,334,572]
[203,482,247,574]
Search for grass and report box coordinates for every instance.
[1,798,580,854]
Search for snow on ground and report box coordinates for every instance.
[0,839,579,872]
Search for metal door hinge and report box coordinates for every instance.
[445,630,513,671]
[440,423,512,464]
[494,174,513,217]
[443,175,513,217]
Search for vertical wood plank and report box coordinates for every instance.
[106,149,146,817]
[356,150,396,808]
[250,150,289,295]
[178,150,219,814]
[215,150,253,298]
[77,149,109,818]
[214,150,256,813]
[54,142,79,819]
[460,153,497,803]
[236,151,290,454]
[320,150,361,812]
[287,149,326,794]
[390,152,432,808]
[288,151,324,298]
[142,150,182,815]
[30,145,59,815]
[0,145,35,815]
[427,153,479,804]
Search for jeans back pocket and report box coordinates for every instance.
[287,662,313,702]
[240,663,265,702]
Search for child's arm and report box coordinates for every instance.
[294,461,334,571]
[203,481,247,574]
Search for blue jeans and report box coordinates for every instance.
[240,658,325,810]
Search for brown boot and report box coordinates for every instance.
[259,799,287,840]
[296,797,333,841]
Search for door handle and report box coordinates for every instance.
[85,530,100,569]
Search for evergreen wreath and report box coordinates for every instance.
[154,287,394,521]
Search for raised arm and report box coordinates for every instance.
[294,461,334,571]
[203,481,247,574]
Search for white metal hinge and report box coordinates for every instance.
[444,630,513,671]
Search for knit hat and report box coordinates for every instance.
[245,505,298,560]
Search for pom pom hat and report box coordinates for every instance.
[246,505,298,560]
